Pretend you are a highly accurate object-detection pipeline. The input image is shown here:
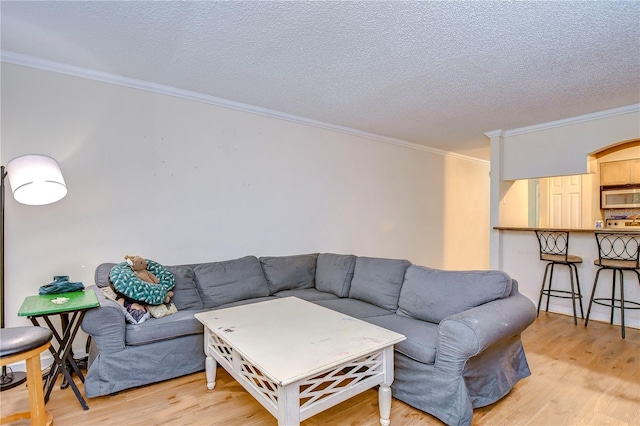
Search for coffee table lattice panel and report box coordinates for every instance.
[208,334,234,365]
[299,351,384,409]
[241,360,279,407]
[207,333,385,412]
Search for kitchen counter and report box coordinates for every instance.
[494,226,640,233]
[493,226,640,332]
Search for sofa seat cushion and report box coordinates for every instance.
[212,296,278,310]
[313,298,392,319]
[260,254,318,294]
[194,256,270,308]
[125,310,204,346]
[349,257,411,310]
[398,265,513,323]
[165,265,203,310]
[273,289,339,302]
[365,314,438,364]
[315,253,356,297]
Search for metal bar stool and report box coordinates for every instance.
[535,230,584,325]
[0,326,54,426]
[585,232,640,338]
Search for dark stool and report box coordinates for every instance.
[0,326,54,426]
[535,230,584,325]
[585,232,640,338]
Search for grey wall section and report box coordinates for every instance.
[500,106,639,180]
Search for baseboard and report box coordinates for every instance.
[543,303,640,330]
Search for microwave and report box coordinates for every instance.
[601,186,640,209]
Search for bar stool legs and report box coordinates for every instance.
[587,232,640,339]
[535,230,584,326]
[537,261,584,325]
[585,267,640,338]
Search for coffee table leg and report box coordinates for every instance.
[205,355,217,390]
[277,383,300,426]
[378,384,391,426]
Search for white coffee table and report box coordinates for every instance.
[195,297,406,426]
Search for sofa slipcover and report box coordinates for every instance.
[313,298,398,318]
[315,253,356,297]
[259,253,318,293]
[348,256,411,310]
[82,253,536,426]
[398,266,513,323]
[193,256,269,308]
[272,288,339,301]
[365,314,438,364]
[164,265,203,310]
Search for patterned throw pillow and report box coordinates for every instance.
[146,301,178,318]
[100,286,150,325]
[109,260,175,305]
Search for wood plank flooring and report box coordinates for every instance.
[1,312,638,425]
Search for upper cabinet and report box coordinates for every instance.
[600,159,640,186]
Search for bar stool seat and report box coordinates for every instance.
[595,258,638,269]
[585,232,640,338]
[1,326,54,426]
[541,253,583,263]
[535,230,584,325]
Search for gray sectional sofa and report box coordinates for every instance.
[81,253,536,426]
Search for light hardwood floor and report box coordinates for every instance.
[1,312,638,425]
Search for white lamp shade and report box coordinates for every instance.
[5,155,67,205]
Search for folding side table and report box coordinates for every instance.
[18,290,99,410]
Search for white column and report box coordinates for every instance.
[486,130,505,270]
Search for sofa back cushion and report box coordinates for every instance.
[259,254,318,294]
[95,263,116,288]
[194,256,270,308]
[348,257,411,310]
[165,265,203,310]
[315,253,356,297]
[397,265,513,323]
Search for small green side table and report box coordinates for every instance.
[18,290,99,411]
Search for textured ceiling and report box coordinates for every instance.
[1,1,639,160]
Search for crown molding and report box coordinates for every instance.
[486,104,640,138]
[1,50,488,165]
[484,130,504,139]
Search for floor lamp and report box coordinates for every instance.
[1,154,67,391]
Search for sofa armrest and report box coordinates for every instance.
[435,293,536,374]
[81,285,126,354]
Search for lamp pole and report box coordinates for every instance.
[0,165,28,390]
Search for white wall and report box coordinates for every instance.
[441,154,490,270]
[0,63,490,354]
